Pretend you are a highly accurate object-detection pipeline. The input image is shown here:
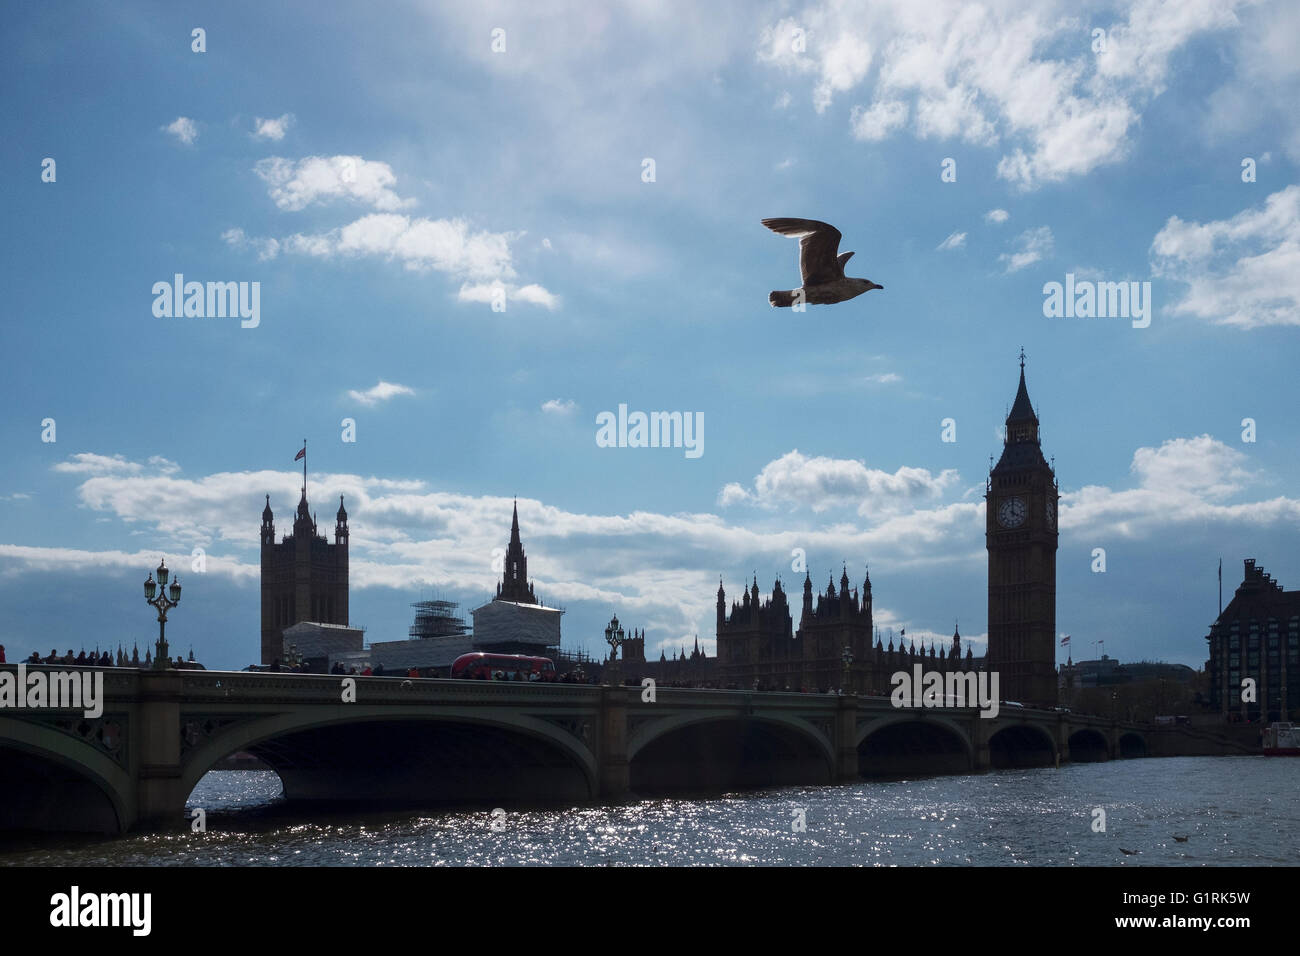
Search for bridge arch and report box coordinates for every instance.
[1118,731,1147,758]
[988,721,1057,768]
[856,714,974,776]
[180,708,599,808]
[627,712,835,792]
[0,716,132,833]
[1067,727,1111,762]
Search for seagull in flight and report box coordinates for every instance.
[762,218,883,307]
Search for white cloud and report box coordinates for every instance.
[756,18,817,75]
[812,31,873,113]
[1150,185,1300,328]
[759,0,1250,187]
[347,381,416,407]
[1130,435,1249,498]
[937,230,966,251]
[221,227,281,261]
[254,156,415,212]
[999,225,1053,272]
[257,214,528,284]
[163,117,197,145]
[914,84,997,145]
[541,399,577,416]
[984,208,1009,224]
[719,450,960,515]
[1094,0,1246,91]
[252,114,295,141]
[514,284,560,309]
[457,281,559,309]
[850,99,909,141]
[757,17,873,113]
[0,544,256,583]
[1062,435,1297,537]
[54,453,144,476]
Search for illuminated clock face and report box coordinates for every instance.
[997,496,1027,528]
[1045,498,1057,529]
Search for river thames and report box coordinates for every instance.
[3,756,1295,866]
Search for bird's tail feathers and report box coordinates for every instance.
[769,290,797,308]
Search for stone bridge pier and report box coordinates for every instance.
[134,671,189,829]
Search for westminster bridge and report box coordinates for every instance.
[0,665,1258,833]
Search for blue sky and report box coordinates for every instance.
[2,0,1298,671]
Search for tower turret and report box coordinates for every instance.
[335,495,348,543]
[717,578,726,634]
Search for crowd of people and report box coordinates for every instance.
[20,648,115,667]
[5,647,199,669]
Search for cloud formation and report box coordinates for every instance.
[228,155,557,305]
[719,450,961,515]
[999,225,1053,272]
[541,399,577,416]
[163,116,197,145]
[1062,435,1299,537]
[254,156,415,212]
[457,281,559,310]
[1150,185,1300,328]
[252,114,295,140]
[347,381,415,407]
[757,0,1251,188]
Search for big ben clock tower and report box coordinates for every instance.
[986,351,1059,708]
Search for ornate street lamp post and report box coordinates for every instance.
[841,645,854,694]
[604,614,625,686]
[143,558,181,670]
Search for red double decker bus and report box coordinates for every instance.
[450,652,556,682]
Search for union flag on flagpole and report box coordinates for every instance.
[294,447,305,461]
[1060,635,1070,646]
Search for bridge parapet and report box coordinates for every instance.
[178,672,605,705]
[0,663,141,701]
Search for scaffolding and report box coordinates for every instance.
[554,647,597,667]
[408,599,470,640]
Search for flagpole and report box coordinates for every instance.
[1218,557,1222,617]
[303,438,307,499]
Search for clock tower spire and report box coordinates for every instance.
[986,352,1059,707]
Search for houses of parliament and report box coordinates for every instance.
[253,358,1062,705]
[713,356,1060,707]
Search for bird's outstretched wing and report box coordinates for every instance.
[762,218,844,285]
